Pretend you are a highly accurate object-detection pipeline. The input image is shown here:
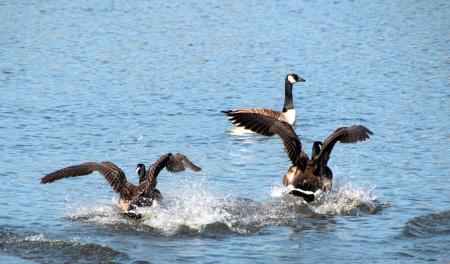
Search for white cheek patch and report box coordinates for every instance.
[287,75,296,84]
[136,167,140,174]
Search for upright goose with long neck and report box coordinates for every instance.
[40,153,201,218]
[223,112,372,202]
[222,73,305,131]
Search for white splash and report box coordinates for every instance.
[66,182,380,235]
[24,233,45,241]
[271,183,377,215]
[66,198,131,225]
[135,187,232,235]
[270,186,288,197]
[313,184,377,215]
[66,185,235,234]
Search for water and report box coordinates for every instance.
[1,0,449,263]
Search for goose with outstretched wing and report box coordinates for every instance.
[41,153,201,218]
[223,111,372,202]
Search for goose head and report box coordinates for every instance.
[286,73,305,84]
[312,141,323,159]
[136,163,146,183]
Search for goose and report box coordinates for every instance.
[222,73,305,132]
[223,111,372,202]
[40,153,201,218]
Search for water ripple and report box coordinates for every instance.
[404,210,450,238]
[0,228,129,263]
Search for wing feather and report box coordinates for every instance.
[138,153,201,193]
[99,162,136,199]
[138,154,173,191]
[40,162,137,200]
[222,108,283,121]
[314,125,373,170]
[166,153,202,173]
[40,162,99,184]
[222,111,306,166]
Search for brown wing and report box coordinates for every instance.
[222,108,284,121]
[138,153,173,191]
[166,153,202,173]
[98,162,137,199]
[40,162,100,184]
[314,125,373,171]
[40,162,137,200]
[223,111,307,167]
[138,153,202,193]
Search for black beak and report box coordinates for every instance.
[298,77,305,82]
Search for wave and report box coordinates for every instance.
[404,210,450,238]
[395,210,450,262]
[0,228,129,263]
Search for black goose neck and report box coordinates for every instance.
[138,167,146,184]
[282,78,294,112]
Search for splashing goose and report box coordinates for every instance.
[222,73,305,133]
[223,112,372,202]
[40,153,201,218]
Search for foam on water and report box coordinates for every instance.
[66,198,131,225]
[312,184,380,215]
[66,182,383,236]
[271,183,380,214]
[24,233,80,244]
[270,186,289,198]
[24,233,45,242]
[138,187,233,235]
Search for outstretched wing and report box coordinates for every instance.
[139,153,173,190]
[40,162,136,200]
[166,153,202,173]
[314,125,373,171]
[222,108,284,121]
[98,162,136,199]
[223,111,307,167]
[138,153,202,192]
[40,162,101,184]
